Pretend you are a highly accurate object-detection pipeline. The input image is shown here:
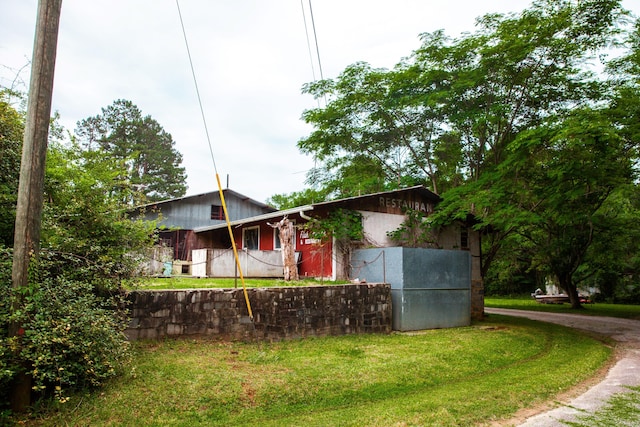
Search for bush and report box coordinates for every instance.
[19,277,131,401]
[0,247,133,407]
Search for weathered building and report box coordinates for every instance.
[131,189,276,262]
[135,186,484,322]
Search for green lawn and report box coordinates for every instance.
[485,296,640,319]
[22,315,610,427]
[131,277,348,290]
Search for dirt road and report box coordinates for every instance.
[485,308,640,426]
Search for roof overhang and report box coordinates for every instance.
[194,205,314,233]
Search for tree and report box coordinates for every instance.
[299,1,626,199]
[268,217,299,281]
[75,99,187,204]
[1,138,158,407]
[297,0,632,300]
[468,109,633,308]
[300,62,450,195]
[42,140,156,278]
[267,187,330,210]
[0,90,24,246]
[576,185,640,303]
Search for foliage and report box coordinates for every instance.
[292,0,640,306]
[303,209,363,279]
[0,247,14,402]
[435,108,634,306]
[503,109,632,307]
[0,89,24,246]
[42,140,157,284]
[1,250,132,405]
[266,187,331,210]
[299,0,627,196]
[575,185,640,303]
[0,111,158,408]
[1,153,154,404]
[75,99,187,204]
[386,208,440,248]
[483,235,541,297]
[304,209,363,244]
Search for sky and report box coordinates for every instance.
[1,0,638,203]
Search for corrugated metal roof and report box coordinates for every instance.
[132,188,275,211]
[311,185,440,208]
[193,185,439,234]
[193,205,314,233]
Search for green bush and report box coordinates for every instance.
[18,277,131,402]
[0,248,133,406]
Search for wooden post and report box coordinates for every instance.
[10,0,63,412]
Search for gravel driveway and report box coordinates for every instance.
[485,308,640,426]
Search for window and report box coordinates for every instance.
[274,220,296,250]
[211,204,224,220]
[460,227,469,249]
[243,226,259,250]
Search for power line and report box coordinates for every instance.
[175,0,218,174]
[307,0,325,82]
[300,0,317,82]
[174,0,253,320]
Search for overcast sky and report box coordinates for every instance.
[1,1,637,203]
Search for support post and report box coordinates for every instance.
[10,0,63,412]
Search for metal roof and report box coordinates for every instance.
[193,185,439,234]
[193,205,314,233]
[132,188,275,211]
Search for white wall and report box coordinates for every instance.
[359,211,404,247]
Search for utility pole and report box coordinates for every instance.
[10,0,63,412]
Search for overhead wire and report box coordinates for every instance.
[301,0,324,173]
[307,0,325,82]
[174,0,253,321]
[300,0,317,82]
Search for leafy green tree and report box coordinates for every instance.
[577,185,640,303]
[0,89,24,246]
[299,0,626,198]
[300,62,450,195]
[75,99,187,204]
[452,109,634,308]
[42,140,157,280]
[267,187,330,210]
[1,137,157,407]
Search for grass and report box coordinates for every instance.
[565,386,640,427]
[20,315,611,426]
[486,296,640,426]
[485,296,640,320]
[130,277,349,290]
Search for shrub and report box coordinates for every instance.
[0,248,133,406]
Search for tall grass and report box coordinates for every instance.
[24,315,610,426]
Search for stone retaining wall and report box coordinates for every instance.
[125,284,392,341]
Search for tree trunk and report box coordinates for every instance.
[270,217,299,281]
[558,273,582,309]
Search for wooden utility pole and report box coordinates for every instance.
[10,0,63,412]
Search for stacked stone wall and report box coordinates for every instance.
[125,284,392,341]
